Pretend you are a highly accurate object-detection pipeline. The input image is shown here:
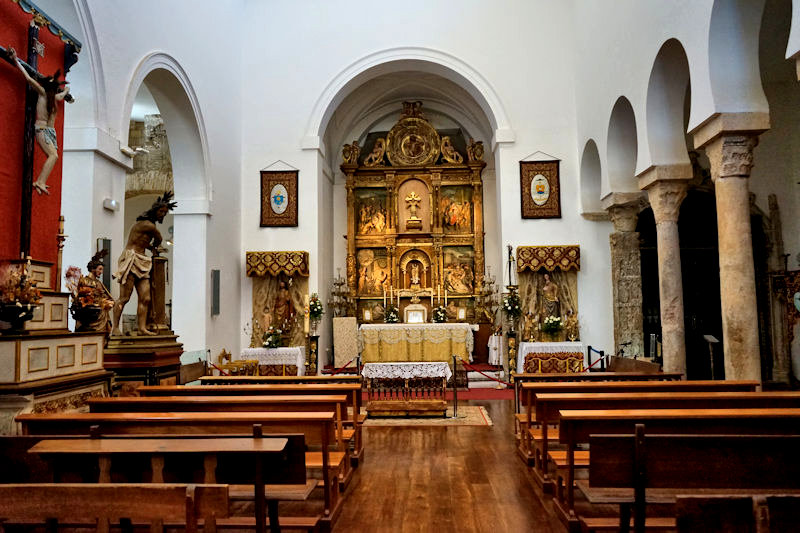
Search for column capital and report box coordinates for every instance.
[637,163,692,190]
[705,134,759,181]
[691,112,769,151]
[602,192,646,233]
[647,180,687,225]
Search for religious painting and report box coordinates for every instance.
[440,186,473,233]
[356,248,390,296]
[443,247,474,294]
[520,160,561,219]
[355,190,388,235]
[260,170,298,227]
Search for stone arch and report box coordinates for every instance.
[607,96,638,192]
[645,39,692,167]
[580,139,602,214]
[709,0,769,113]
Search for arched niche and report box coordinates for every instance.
[607,96,638,192]
[580,139,602,214]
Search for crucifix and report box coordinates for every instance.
[405,190,423,230]
[1,20,78,257]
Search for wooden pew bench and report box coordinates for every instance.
[0,483,229,533]
[675,495,800,533]
[138,384,365,465]
[530,390,800,490]
[201,375,362,386]
[587,427,800,533]
[15,411,343,529]
[556,408,800,533]
[88,394,357,489]
[518,379,760,467]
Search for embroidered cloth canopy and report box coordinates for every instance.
[517,245,580,273]
[246,251,309,277]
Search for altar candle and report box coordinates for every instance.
[437,285,441,305]
[445,289,448,306]
[383,287,386,307]
[431,289,434,306]
[303,294,310,334]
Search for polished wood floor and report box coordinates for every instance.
[332,400,561,532]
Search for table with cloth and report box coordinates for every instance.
[516,341,584,374]
[358,323,475,364]
[237,347,306,376]
[361,361,451,416]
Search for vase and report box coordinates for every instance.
[71,305,103,332]
[0,303,37,335]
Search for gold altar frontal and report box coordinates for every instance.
[358,323,474,364]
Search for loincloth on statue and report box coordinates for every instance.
[35,125,58,150]
[114,249,151,284]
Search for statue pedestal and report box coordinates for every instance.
[104,332,183,395]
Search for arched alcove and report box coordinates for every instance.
[645,39,692,167]
[580,140,602,214]
[606,96,638,192]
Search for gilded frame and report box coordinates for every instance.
[520,160,561,219]
[260,170,298,227]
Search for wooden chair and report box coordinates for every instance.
[0,483,228,533]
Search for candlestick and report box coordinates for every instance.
[445,289,448,306]
[303,294,310,334]
[383,287,386,307]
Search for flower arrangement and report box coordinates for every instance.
[501,291,522,319]
[431,305,448,323]
[64,266,112,310]
[308,293,324,320]
[384,305,400,323]
[0,262,42,308]
[541,315,563,334]
[262,326,283,348]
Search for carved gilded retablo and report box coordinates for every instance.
[385,101,441,167]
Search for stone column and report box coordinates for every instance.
[704,134,762,381]
[603,193,645,358]
[644,179,688,375]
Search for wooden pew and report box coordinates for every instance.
[556,408,800,532]
[512,372,684,413]
[87,394,356,488]
[0,433,318,533]
[0,483,229,533]
[138,384,365,464]
[200,375,361,385]
[15,411,343,526]
[531,391,800,490]
[589,426,800,533]
[675,495,800,533]
[518,379,760,466]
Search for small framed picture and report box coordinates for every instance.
[520,160,561,219]
[261,170,298,227]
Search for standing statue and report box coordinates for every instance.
[541,272,561,318]
[8,47,73,195]
[111,191,177,336]
[77,251,114,332]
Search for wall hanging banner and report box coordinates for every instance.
[246,251,309,277]
[517,245,580,273]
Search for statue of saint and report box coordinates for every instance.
[272,278,296,332]
[541,272,561,318]
[8,47,73,195]
[564,309,579,341]
[410,263,421,286]
[111,191,176,336]
[74,251,114,332]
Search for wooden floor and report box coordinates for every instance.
[332,399,561,532]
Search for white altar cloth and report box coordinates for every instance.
[361,361,453,381]
[239,347,306,375]
[517,341,585,373]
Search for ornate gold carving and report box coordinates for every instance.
[440,136,464,164]
[363,138,387,167]
[405,190,423,230]
[386,102,440,167]
[342,140,360,165]
[246,251,310,277]
[467,138,485,162]
[517,245,581,273]
[33,389,105,414]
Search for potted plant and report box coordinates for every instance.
[262,326,283,349]
[501,290,522,332]
[308,292,324,335]
[0,261,42,335]
[541,315,563,341]
[384,305,400,324]
[431,305,448,323]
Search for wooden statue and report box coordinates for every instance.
[76,251,114,332]
[111,191,176,336]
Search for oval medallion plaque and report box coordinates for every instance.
[531,174,550,206]
[270,184,289,214]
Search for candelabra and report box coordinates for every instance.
[328,268,354,317]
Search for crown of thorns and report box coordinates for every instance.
[153,190,178,211]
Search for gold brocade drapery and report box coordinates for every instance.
[517,246,580,273]
[246,251,310,277]
[359,324,473,363]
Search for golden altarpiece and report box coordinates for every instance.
[340,102,489,324]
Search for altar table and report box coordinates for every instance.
[239,347,306,376]
[362,362,451,416]
[517,342,585,374]
[358,323,475,364]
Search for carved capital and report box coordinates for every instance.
[608,204,639,233]
[707,134,759,180]
[647,181,687,224]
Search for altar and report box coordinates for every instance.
[358,323,475,364]
[362,362,451,416]
[516,341,585,373]
[238,346,306,376]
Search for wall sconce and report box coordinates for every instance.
[102,198,119,212]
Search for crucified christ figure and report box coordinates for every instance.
[8,47,72,195]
